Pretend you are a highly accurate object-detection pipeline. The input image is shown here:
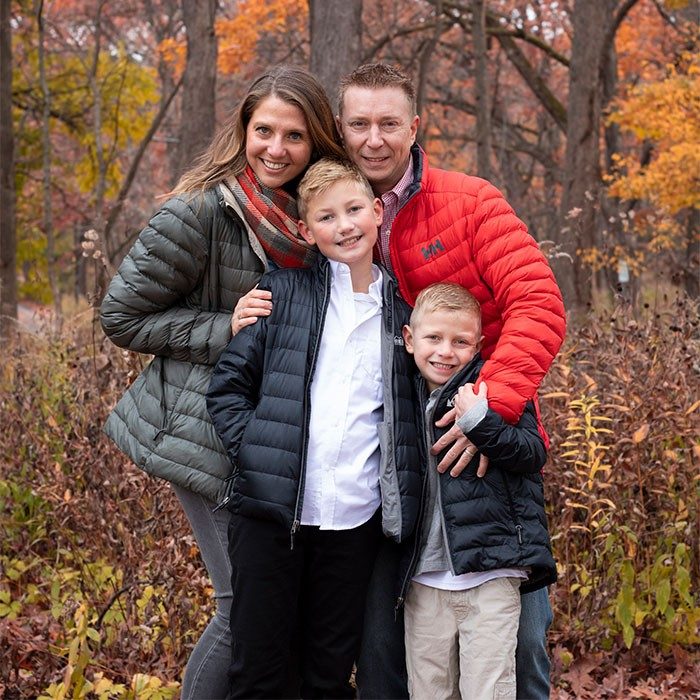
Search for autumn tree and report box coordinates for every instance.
[10,1,181,299]
[6,0,696,313]
[607,50,700,297]
[0,0,17,338]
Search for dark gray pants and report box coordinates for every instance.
[172,484,232,700]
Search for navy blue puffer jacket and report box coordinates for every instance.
[206,257,422,543]
[399,355,557,599]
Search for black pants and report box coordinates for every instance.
[227,511,381,699]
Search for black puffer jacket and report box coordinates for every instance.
[399,355,557,600]
[206,257,422,542]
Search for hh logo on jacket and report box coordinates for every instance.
[421,238,445,260]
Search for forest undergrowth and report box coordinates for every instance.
[1,297,699,699]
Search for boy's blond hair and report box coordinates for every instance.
[297,158,375,220]
[410,283,482,330]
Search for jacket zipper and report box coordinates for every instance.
[396,378,439,612]
[213,469,239,512]
[396,429,429,612]
[434,385,460,576]
[290,264,331,549]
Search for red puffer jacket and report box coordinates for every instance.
[387,147,566,425]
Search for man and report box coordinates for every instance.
[338,63,566,700]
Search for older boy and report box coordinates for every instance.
[400,283,556,700]
[206,159,421,698]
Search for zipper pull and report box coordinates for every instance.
[515,524,523,545]
[213,495,230,513]
[290,519,300,550]
[394,597,404,621]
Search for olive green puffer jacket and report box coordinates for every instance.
[101,186,265,502]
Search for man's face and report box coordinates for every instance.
[338,86,419,195]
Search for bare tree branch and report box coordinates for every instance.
[416,3,447,143]
[104,74,184,263]
[429,0,568,132]
[486,26,570,67]
[362,21,439,63]
[430,95,561,173]
[600,0,642,73]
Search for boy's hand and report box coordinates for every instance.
[231,286,273,335]
[453,382,487,420]
[432,408,490,478]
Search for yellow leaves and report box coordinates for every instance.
[607,51,700,215]
[685,399,700,415]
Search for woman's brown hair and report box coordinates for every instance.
[172,66,346,195]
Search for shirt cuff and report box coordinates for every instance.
[456,398,488,434]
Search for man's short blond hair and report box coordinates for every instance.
[410,283,482,330]
[338,63,416,115]
[297,158,375,220]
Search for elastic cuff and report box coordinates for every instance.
[456,398,488,434]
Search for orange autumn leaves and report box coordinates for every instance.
[607,51,700,215]
[159,0,308,78]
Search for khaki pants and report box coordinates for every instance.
[404,578,521,700]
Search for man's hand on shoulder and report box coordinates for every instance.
[432,401,490,478]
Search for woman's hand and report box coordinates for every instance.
[231,286,273,335]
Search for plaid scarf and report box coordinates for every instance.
[227,166,317,269]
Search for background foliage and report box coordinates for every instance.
[4,0,699,314]
[1,300,698,698]
[2,0,700,697]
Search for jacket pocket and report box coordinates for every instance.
[500,471,524,546]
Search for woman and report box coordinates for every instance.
[100,66,345,699]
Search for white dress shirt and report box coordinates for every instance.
[300,261,384,530]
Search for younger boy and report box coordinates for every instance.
[206,159,421,699]
[399,283,557,700]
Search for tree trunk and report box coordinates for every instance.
[144,0,182,181]
[684,208,700,299]
[0,0,17,339]
[173,0,217,182]
[37,0,61,318]
[87,1,115,297]
[472,0,492,180]
[309,0,362,110]
[554,0,611,310]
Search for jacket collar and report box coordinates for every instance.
[406,144,427,203]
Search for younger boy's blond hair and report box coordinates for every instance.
[410,283,482,331]
[297,158,375,220]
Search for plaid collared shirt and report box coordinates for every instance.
[378,158,414,274]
